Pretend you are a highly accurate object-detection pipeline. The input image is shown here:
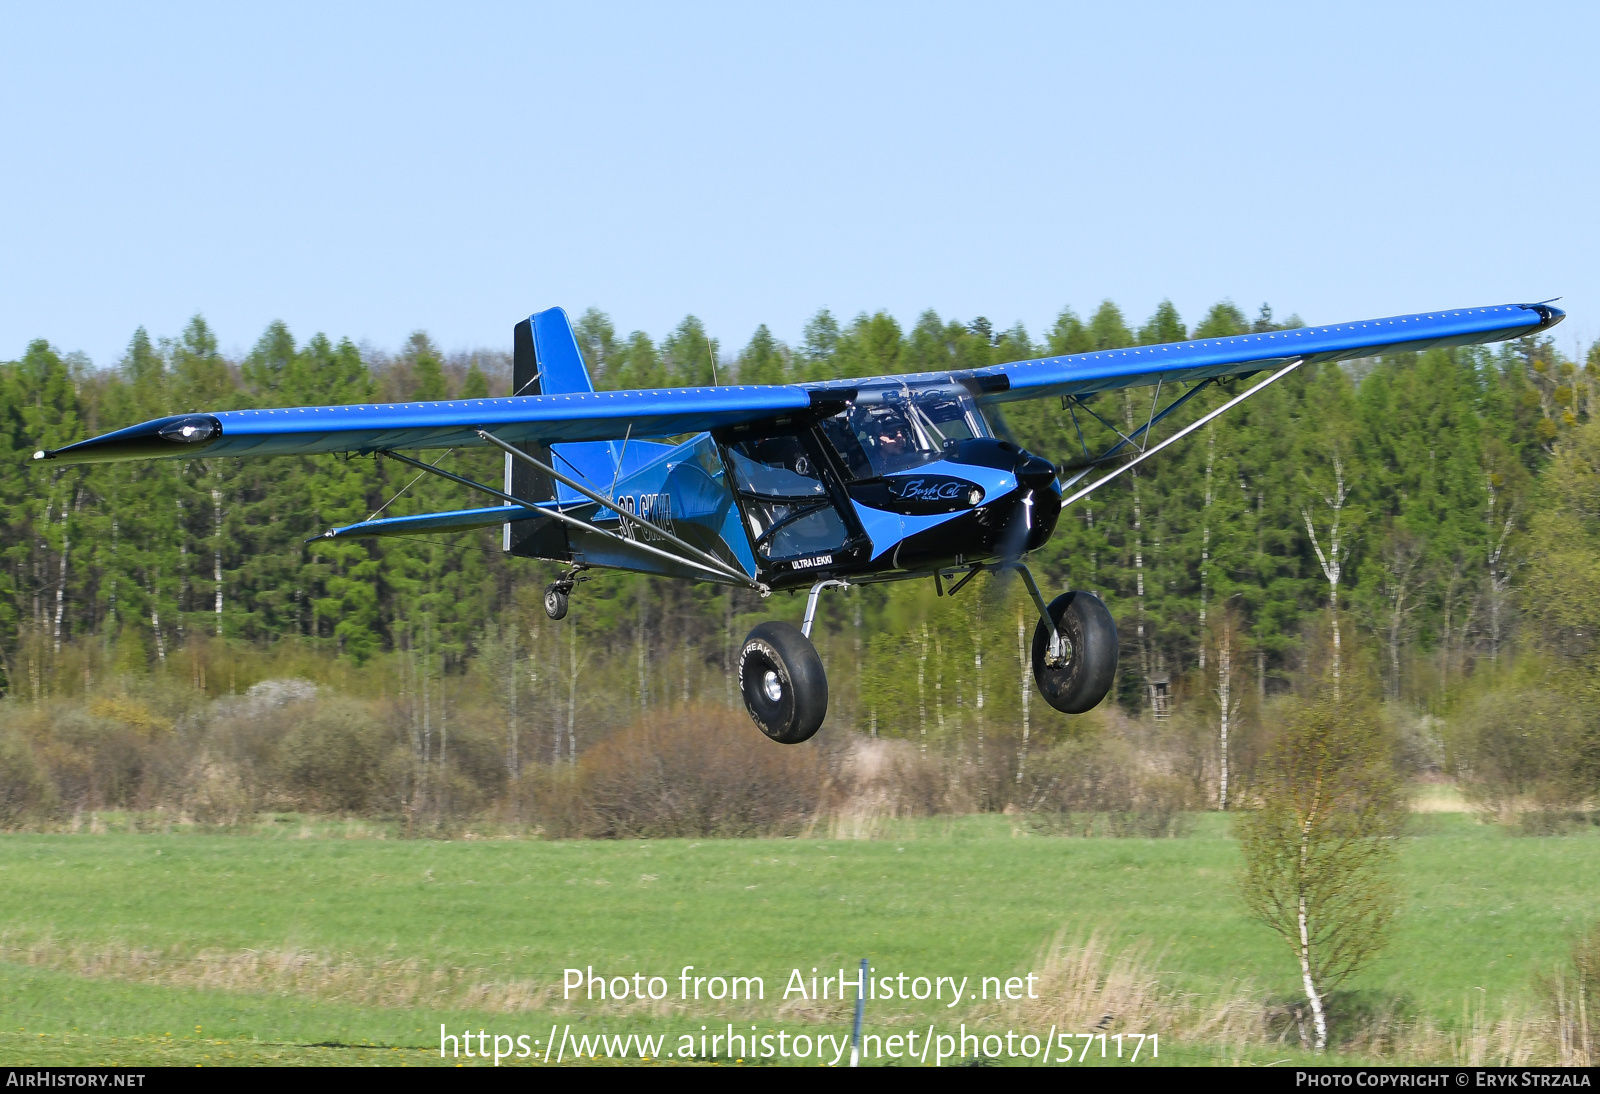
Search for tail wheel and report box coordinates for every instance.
[543,584,569,620]
[1031,590,1118,714]
[738,621,829,744]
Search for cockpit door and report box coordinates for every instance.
[719,425,868,583]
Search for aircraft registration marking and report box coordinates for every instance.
[609,492,676,541]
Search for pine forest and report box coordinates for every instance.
[2,299,1597,833]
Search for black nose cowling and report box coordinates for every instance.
[942,438,1058,492]
[1016,452,1057,491]
[1014,449,1062,554]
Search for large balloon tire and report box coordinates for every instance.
[1031,591,1118,714]
[738,621,829,744]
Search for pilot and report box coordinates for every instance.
[876,419,913,465]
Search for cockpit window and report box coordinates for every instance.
[726,433,849,563]
[726,435,827,497]
[822,385,989,478]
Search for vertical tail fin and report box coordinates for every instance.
[507,308,590,558]
[514,307,595,397]
[505,307,615,560]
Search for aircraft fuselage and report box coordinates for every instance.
[516,381,1063,590]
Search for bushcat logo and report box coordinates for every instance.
[887,477,967,502]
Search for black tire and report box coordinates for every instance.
[543,585,569,621]
[1031,590,1118,714]
[737,621,829,744]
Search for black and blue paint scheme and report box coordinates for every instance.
[35,301,1564,596]
[34,298,1565,737]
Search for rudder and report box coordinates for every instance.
[506,307,599,559]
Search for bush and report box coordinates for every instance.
[500,764,588,838]
[832,737,967,817]
[1020,720,1198,837]
[1450,687,1597,823]
[579,705,829,837]
[0,728,58,827]
[278,697,392,814]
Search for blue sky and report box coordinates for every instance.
[2,2,1596,369]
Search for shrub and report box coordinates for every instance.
[278,697,390,814]
[579,705,829,837]
[832,737,967,817]
[1020,719,1198,837]
[0,728,57,827]
[1450,687,1597,823]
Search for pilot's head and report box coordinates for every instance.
[879,421,910,457]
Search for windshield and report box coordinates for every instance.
[820,385,989,477]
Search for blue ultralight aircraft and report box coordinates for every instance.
[35,302,1563,743]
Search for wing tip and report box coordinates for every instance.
[1522,301,1566,334]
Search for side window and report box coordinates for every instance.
[727,437,827,497]
[915,390,984,442]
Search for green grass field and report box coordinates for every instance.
[0,814,1593,1066]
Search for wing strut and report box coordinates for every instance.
[474,429,757,589]
[1058,358,1306,510]
[1061,376,1218,471]
[378,449,765,592]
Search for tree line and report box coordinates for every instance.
[2,298,1597,819]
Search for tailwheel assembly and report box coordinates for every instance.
[543,566,588,621]
[543,584,569,620]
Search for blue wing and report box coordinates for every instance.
[35,381,819,464]
[804,302,1563,402]
[34,301,1561,465]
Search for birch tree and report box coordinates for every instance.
[1237,667,1400,1051]
[1301,447,1353,686]
[1209,603,1244,810]
[1375,526,1424,701]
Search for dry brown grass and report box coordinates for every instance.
[0,927,1569,1061]
[1012,929,1561,1064]
[1013,930,1268,1051]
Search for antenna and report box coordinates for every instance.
[709,340,719,386]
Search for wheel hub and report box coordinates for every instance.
[1046,637,1073,668]
[762,670,783,702]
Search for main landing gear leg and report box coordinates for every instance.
[1012,563,1119,715]
[1015,565,1064,661]
[801,579,849,639]
[738,579,844,744]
